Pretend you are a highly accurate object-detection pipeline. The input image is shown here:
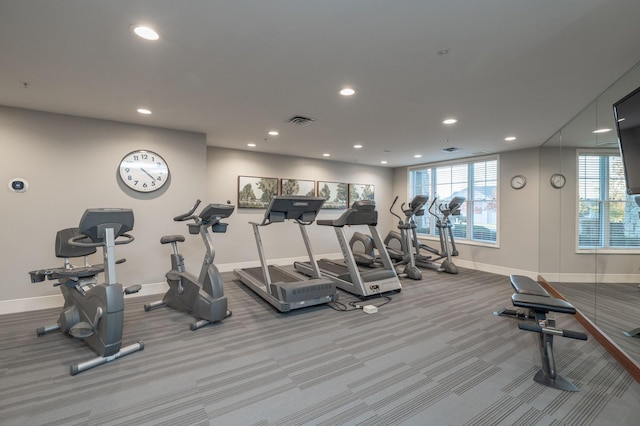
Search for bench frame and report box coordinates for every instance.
[498,275,588,392]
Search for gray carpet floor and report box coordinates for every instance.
[1,269,639,425]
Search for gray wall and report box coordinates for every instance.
[7,104,622,313]
[205,146,395,266]
[392,149,541,276]
[539,145,640,282]
[0,106,394,312]
[0,106,207,304]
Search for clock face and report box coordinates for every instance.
[550,173,566,189]
[119,150,169,193]
[510,175,526,190]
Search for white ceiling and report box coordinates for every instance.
[2,0,640,167]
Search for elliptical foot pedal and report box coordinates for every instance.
[69,322,94,338]
[190,319,211,331]
[124,284,142,294]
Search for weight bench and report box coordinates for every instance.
[496,275,588,392]
[493,275,550,319]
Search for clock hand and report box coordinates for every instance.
[140,168,155,180]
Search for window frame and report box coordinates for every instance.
[408,154,500,248]
[576,148,640,254]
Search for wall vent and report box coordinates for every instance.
[287,115,316,125]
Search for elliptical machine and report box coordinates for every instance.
[144,200,234,330]
[29,208,144,375]
[349,195,427,280]
[410,196,464,274]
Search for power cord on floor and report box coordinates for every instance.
[328,288,393,312]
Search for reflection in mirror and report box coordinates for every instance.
[539,61,640,373]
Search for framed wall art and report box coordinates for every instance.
[348,183,375,205]
[281,178,316,196]
[317,181,347,209]
[238,176,279,208]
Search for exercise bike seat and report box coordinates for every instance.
[29,228,105,283]
[51,265,104,280]
[161,235,186,244]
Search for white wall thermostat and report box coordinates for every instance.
[8,178,29,193]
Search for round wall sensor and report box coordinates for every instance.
[8,178,29,193]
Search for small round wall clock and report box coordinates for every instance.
[550,173,566,189]
[510,175,527,190]
[118,149,169,192]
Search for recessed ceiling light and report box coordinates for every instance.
[247,143,256,147]
[137,108,152,115]
[592,128,611,134]
[414,154,422,158]
[340,87,355,96]
[322,153,331,157]
[131,25,160,41]
[442,118,458,125]
[618,117,626,122]
[380,160,388,164]
[354,144,363,149]
[268,130,279,136]
[504,136,516,141]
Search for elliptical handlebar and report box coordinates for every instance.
[428,197,438,219]
[174,199,202,222]
[389,196,402,223]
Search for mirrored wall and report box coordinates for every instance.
[539,61,640,368]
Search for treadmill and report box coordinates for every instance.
[294,200,402,297]
[234,196,338,312]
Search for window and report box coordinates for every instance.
[578,150,640,250]
[409,156,498,244]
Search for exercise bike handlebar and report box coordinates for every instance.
[69,232,135,247]
[174,199,202,222]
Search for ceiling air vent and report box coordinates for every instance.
[287,115,316,125]
[442,147,459,152]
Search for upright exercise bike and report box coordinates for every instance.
[144,199,234,330]
[29,208,144,375]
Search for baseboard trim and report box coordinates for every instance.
[1,253,345,315]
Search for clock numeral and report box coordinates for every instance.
[157,176,162,181]
[127,175,132,181]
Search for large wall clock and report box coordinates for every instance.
[118,149,169,193]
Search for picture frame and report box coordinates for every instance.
[237,176,279,209]
[280,178,316,196]
[317,181,347,209]
[348,183,375,205]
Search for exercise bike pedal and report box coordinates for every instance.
[69,322,94,339]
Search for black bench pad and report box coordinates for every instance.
[510,275,549,297]
[512,293,576,315]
